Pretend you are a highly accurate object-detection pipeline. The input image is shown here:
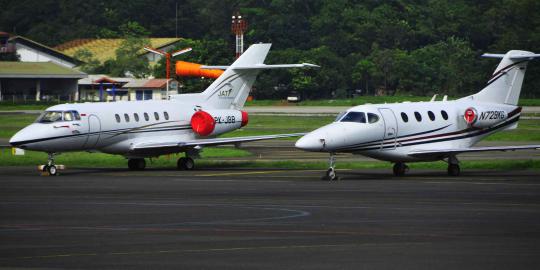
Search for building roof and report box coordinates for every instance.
[78,74,136,85]
[0,61,87,79]
[55,38,182,63]
[8,35,81,65]
[123,79,173,89]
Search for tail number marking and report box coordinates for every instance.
[479,111,506,120]
[214,115,236,124]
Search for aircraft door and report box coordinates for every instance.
[378,108,398,150]
[84,115,101,149]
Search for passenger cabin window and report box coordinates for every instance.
[340,112,366,123]
[144,113,149,121]
[164,111,169,120]
[401,112,409,123]
[134,113,139,122]
[115,114,121,123]
[428,111,435,121]
[124,113,130,122]
[414,111,422,122]
[154,112,159,121]
[367,113,379,123]
[441,110,449,120]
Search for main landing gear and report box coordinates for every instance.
[323,153,339,181]
[447,155,460,176]
[392,162,409,176]
[177,156,195,170]
[128,158,146,170]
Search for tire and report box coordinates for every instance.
[447,164,460,176]
[184,157,195,170]
[393,163,407,176]
[324,168,338,181]
[178,157,195,170]
[47,165,58,176]
[128,159,146,170]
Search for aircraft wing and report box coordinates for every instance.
[131,133,305,151]
[408,145,540,158]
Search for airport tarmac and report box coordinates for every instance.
[1,167,540,269]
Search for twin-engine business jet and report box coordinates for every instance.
[10,44,317,175]
[296,50,540,180]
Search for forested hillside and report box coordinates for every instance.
[1,0,539,99]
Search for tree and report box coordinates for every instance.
[108,22,151,78]
[352,59,376,95]
[73,49,100,73]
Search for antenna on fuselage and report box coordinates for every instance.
[442,95,448,101]
[430,94,438,102]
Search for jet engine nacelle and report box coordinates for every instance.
[463,107,507,128]
[190,109,248,137]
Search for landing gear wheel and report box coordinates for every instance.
[322,153,339,181]
[128,158,146,170]
[324,168,338,181]
[393,162,408,176]
[177,157,195,170]
[47,165,58,176]
[447,164,460,176]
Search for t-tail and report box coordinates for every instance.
[469,50,540,105]
[200,43,318,110]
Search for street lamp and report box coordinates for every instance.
[143,46,192,99]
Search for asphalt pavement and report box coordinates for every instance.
[1,167,540,269]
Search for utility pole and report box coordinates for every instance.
[231,12,248,59]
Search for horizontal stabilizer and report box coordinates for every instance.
[482,53,540,60]
[408,145,540,158]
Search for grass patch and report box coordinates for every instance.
[0,147,251,167]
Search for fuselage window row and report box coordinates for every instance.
[113,112,170,123]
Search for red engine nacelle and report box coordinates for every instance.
[190,109,248,137]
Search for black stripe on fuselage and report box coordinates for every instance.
[10,125,192,147]
[342,114,520,152]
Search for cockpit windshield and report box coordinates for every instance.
[36,110,80,123]
[339,111,366,123]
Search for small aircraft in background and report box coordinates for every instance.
[296,50,540,180]
[10,43,318,175]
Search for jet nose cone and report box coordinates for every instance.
[295,134,325,151]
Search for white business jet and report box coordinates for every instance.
[296,50,540,180]
[10,43,317,175]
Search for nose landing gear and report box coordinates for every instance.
[41,153,62,176]
[323,153,339,181]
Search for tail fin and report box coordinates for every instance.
[471,50,540,105]
[200,43,318,109]
[201,43,271,110]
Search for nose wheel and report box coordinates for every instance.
[323,153,339,181]
[42,153,58,176]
